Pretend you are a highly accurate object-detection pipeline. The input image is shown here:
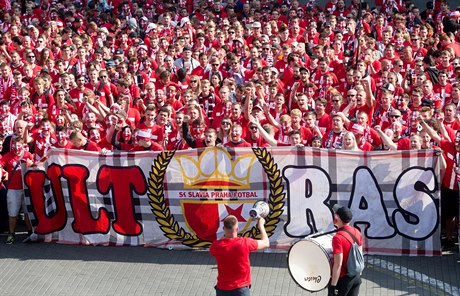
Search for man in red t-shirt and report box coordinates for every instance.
[224,124,252,148]
[329,205,363,296]
[210,215,269,295]
[69,130,101,152]
[420,120,459,248]
[1,137,34,244]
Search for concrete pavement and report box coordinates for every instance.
[0,232,459,296]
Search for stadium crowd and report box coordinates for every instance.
[0,0,459,246]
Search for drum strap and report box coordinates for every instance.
[339,227,359,245]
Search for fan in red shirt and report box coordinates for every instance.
[166,112,189,150]
[150,106,174,147]
[210,215,269,294]
[69,130,101,152]
[224,124,252,148]
[88,127,112,151]
[32,118,58,162]
[329,205,363,296]
[130,129,164,152]
[245,121,270,148]
[53,126,73,149]
[315,98,332,134]
[69,75,91,109]
[47,88,76,124]
[1,137,34,244]
[182,118,215,148]
[31,77,55,111]
[419,120,460,248]
[442,104,460,130]
[350,124,373,151]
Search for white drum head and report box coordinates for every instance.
[287,238,332,292]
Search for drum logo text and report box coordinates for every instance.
[304,275,322,283]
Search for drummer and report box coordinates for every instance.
[329,206,363,296]
[210,215,269,296]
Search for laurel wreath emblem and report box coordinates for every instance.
[148,148,285,248]
[242,148,285,239]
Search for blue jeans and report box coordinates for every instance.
[215,286,250,296]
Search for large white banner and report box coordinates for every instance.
[24,147,442,255]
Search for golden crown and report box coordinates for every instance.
[176,147,256,189]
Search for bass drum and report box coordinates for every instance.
[287,234,333,292]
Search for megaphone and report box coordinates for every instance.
[249,201,270,219]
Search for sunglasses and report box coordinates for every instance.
[191,80,198,83]
[221,122,231,126]
[249,126,258,130]
[390,115,401,118]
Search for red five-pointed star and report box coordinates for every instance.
[223,204,247,222]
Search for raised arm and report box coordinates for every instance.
[261,102,280,129]
[249,115,277,146]
[181,120,197,148]
[374,125,397,150]
[361,79,375,108]
[419,117,442,144]
[256,217,269,250]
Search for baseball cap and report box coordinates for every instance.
[98,27,109,35]
[333,205,353,223]
[180,17,190,27]
[145,23,157,33]
[270,67,279,75]
[350,124,364,135]
[252,104,263,111]
[137,129,152,141]
[449,11,460,18]
[127,18,138,29]
[137,44,148,52]
[105,60,115,67]
[421,99,434,108]
[299,67,310,74]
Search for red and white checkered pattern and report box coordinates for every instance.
[23,147,442,255]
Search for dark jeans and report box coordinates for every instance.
[215,286,250,296]
[336,275,361,296]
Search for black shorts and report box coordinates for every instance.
[441,186,459,220]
